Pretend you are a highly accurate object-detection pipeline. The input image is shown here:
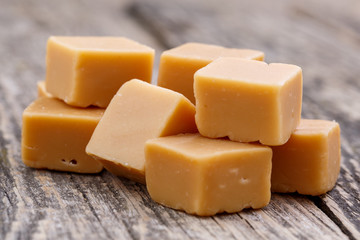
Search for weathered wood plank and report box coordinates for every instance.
[1,0,359,239]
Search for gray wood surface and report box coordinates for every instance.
[1,0,359,239]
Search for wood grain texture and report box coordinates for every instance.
[1,0,359,239]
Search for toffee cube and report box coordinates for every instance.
[22,97,104,173]
[271,119,341,195]
[86,79,197,184]
[45,36,154,108]
[145,133,272,216]
[157,43,264,104]
[194,57,302,146]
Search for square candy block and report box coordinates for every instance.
[86,79,197,184]
[22,97,104,173]
[45,36,154,108]
[194,57,303,146]
[157,42,264,104]
[145,133,272,216]
[271,119,341,195]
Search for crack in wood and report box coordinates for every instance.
[310,196,356,240]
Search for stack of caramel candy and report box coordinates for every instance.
[22,37,340,216]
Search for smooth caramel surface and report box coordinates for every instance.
[271,119,341,195]
[145,133,272,216]
[197,58,300,85]
[194,57,302,146]
[22,97,104,173]
[162,42,264,61]
[45,36,154,108]
[86,79,197,184]
[50,36,154,51]
[37,81,52,98]
[157,43,264,103]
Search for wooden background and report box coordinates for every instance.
[1,0,359,239]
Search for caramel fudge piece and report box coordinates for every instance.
[145,133,272,216]
[37,81,52,98]
[22,97,104,173]
[86,79,197,184]
[158,43,264,103]
[194,57,302,146]
[45,36,154,108]
[271,119,341,195]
